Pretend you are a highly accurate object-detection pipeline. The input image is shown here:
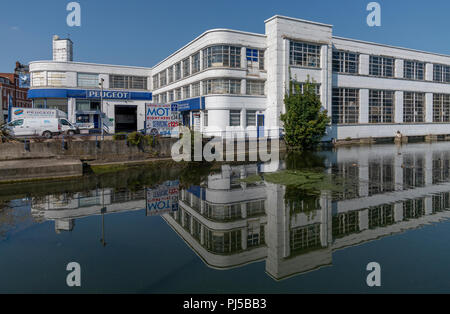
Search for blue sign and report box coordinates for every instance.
[28,89,152,101]
[172,97,205,112]
[86,90,131,100]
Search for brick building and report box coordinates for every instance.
[0,69,32,121]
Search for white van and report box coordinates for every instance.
[5,118,79,139]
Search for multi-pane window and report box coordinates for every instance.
[168,90,174,102]
[182,58,190,78]
[369,90,394,123]
[368,157,395,196]
[433,94,450,122]
[77,73,99,88]
[290,224,322,253]
[246,48,265,70]
[192,52,200,74]
[152,74,159,89]
[183,85,190,99]
[433,64,450,83]
[404,60,424,80]
[246,80,265,95]
[246,110,256,126]
[229,110,241,126]
[168,67,174,83]
[175,88,182,100]
[259,50,265,70]
[403,153,425,189]
[31,71,45,87]
[110,75,148,90]
[332,50,359,73]
[332,88,359,124]
[47,72,66,87]
[192,82,200,97]
[369,56,394,77]
[202,45,241,69]
[160,93,167,103]
[153,94,159,104]
[291,82,320,96]
[204,110,208,127]
[403,92,425,123]
[203,79,241,95]
[289,41,321,68]
[174,63,181,81]
[332,212,360,238]
[158,71,167,87]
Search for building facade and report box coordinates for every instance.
[28,15,450,139]
[0,72,32,122]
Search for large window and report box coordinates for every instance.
[183,85,190,99]
[192,52,200,74]
[369,56,394,77]
[110,75,148,90]
[47,72,66,87]
[203,79,241,95]
[152,74,159,89]
[168,67,174,83]
[403,92,425,123]
[246,48,265,70]
[158,71,167,87]
[246,110,256,126]
[175,88,182,101]
[433,64,450,83]
[31,71,45,87]
[77,73,99,88]
[168,90,174,102]
[433,94,450,122]
[175,62,181,81]
[46,98,68,112]
[291,81,320,96]
[76,99,100,111]
[332,88,359,124]
[192,82,200,97]
[369,90,394,123]
[332,50,359,73]
[246,80,265,95]
[289,41,321,68]
[182,58,190,78]
[230,110,241,126]
[404,60,424,80]
[202,45,241,69]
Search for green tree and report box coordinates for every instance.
[281,80,330,150]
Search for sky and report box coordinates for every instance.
[1,0,450,72]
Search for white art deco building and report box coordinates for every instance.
[28,16,450,140]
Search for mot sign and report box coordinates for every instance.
[145,103,179,137]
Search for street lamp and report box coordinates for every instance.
[99,78,105,139]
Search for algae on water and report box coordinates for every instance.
[240,169,346,194]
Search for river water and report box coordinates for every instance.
[1,142,450,293]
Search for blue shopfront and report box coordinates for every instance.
[172,97,205,129]
[28,88,152,132]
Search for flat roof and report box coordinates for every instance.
[29,60,152,70]
[333,36,450,59]
[264,15,333,28]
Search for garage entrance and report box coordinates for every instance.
[115,105,137,133]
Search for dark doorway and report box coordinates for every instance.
[182,111,190,127]
[115,105,137,133]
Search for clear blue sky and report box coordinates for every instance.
[1,0,449,72]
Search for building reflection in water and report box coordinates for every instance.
[29,142,450,281]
